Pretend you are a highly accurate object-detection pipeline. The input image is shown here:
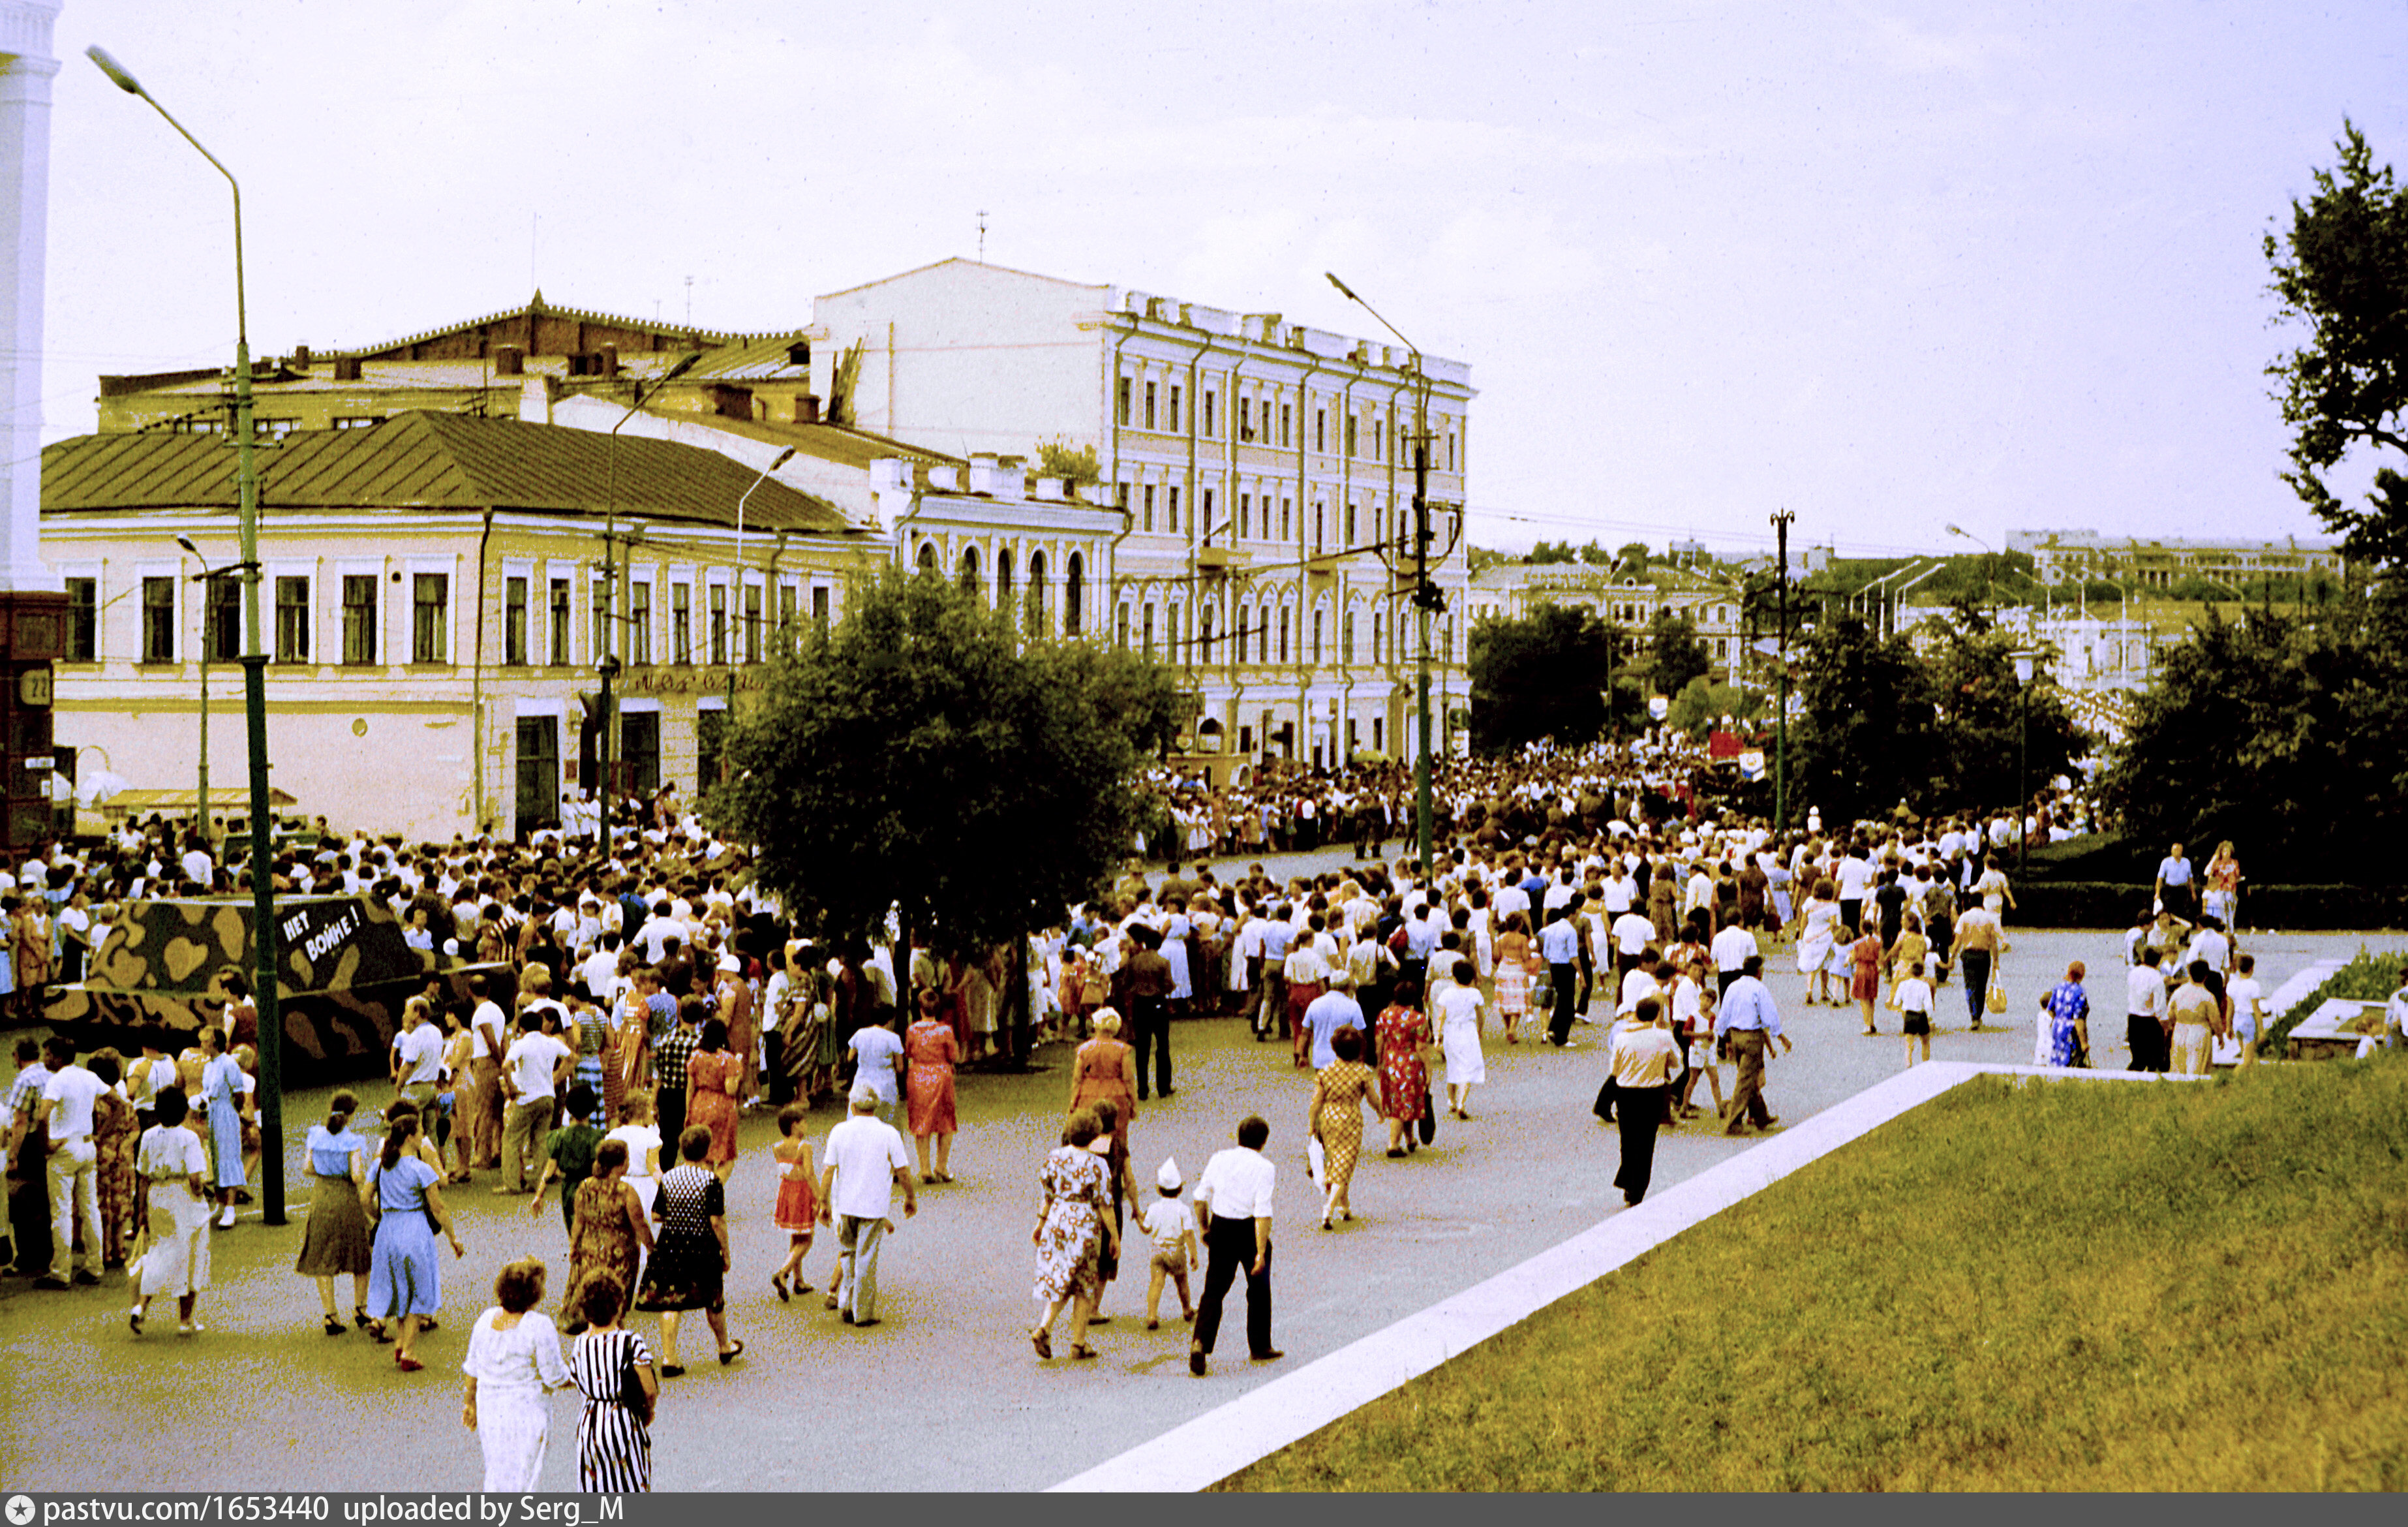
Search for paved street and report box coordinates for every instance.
[1,869,2391,1492]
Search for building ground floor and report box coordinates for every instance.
[1185,670,1471,778]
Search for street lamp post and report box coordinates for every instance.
[727,446,799,739]
[1946,524,1997,619]
[2012,649,2035,872]
[174,538,254,853]
[1326,271,1435,878]
[93,45,287,1225]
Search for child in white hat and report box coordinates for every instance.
[1139,1156,1198,1330]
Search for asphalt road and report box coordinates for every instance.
[1,857,2388,1492]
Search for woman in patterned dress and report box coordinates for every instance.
[683,1020,741,1184]
[1028,1108,1115,1361]
[1307,1027,1381,1229]
[1375,976,1434,1158]
[566,1139,652,1331]
[1067,1009,1138,1150]
[632,1125,739,1376]
[88,1051,139,1269]
[903,992,959,1184]
[568,1272,657,1492]
[1492,913,1534,1044]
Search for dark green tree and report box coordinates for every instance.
[1644,608,1711,696]
[2266,120,2408,570]
[1616,541,1651,568]
[1576,539,1613,566]
[1468,602,1622,753]
[1791,613,1938,827]
[1921,614,2087,814]
[707,566,1180,961]
[1527,540,1577,564]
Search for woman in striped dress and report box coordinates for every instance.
[569,1272,658,1491]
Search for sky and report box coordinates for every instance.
[33,0,2408,561]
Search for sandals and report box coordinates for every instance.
[354,1308,373,1329]
[1030,1327,1052,1359]
[770,1273,791,1303]
[659,1364,686,1379]
[718,1340,744,1366]
[129,1310,144,1335]
[323,1313,346,1336]
[1069,1344,1097,1360]
[395,1353,423,1372]
[367,1320,393,1344]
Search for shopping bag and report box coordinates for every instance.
[1307,1135,1327,1191]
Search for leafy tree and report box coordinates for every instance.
[1576,540,1613,566]
[1666,676,1768,738]
[1921,614,2087,815]
[1035,436,1101,489]
[1791,613,1939,827]
[707,567,1180,964]
[1468,602,1622,753]
[1527,540,1577,564]
[1644,608,1711,696]
[1617,541,1651,568]
[2266,121,2408,570]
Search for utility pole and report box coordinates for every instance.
[1772,510,1793,830]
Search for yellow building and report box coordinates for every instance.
[41,412,879,841]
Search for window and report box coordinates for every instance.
[778,584,797,644]
[504,577,528,666]
[1315,409,1325,452]
[812,585,831,634]
[1311,609,1324,665]
[342,575,376,665]
[1343,611,1355,665]
[1116,482,1129,512]
[997,549,1014,609]
[697,708,727,789]
[1142,604,1155,660]
[744,584,761,663]
[1315,504,1325,555]
[1143,485,1155,532]
[958,545,981,596]
[1346,414,1358,457]
[1240,399,1255,442]
[203,575,240,662]
[1065,553,1084,637]
[1204,390,1215,437]
[1168,486,1180,533]
[1202,489,1213,538]
[620,710,660,795]
[275,576,309,663]
[1281,499,1292,542]
[1201,605,1216,661]
[1169,604,1182,660]
[1448,429,1457,470]
[1116,377,1131,425]
[1026,551,1047,635]
[1168,385,1181,432]
[142,576,175,662]
[65,578,95,660]
[1373,612,1384,664]
[1240,493,1251,540]
[709,583,727,665]
[1373,718,1384,752]
[1277,606,1290,664]
[1376,417,1385,460]
[630,581,652,665]
[1240,724,1255,754]
[1346,500,1357,544]
[1279,404,1291,448]
[332,416,378,431]
[1116,603,1130,649]
[411,572,448,663]
[1144,381,1157,430]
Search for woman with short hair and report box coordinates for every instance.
[568,1272,658,1492]
[632,1124,739,1376]
[128,1086,211,1336]
[1067,1008,1138,1148]
[684,1020,741,1185]
[1307,1026,1380,1229]
[462,1257,570,1492]
[1029,1107,1115,1361]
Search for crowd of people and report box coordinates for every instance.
[3,745,2390,1490]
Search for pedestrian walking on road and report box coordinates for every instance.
[1715,955,1791,1135]
[904,989,960,1184]
[127,1086,210,1336]
[197,1027,246,1229]
[1375,978,1435,1158]
[1029,1107,1115,1361]
[1068,1009,1138,1149]
[633,1125,740,1373]
[817,1085,915,1328]
[568,1272,657,1492]
[767,1106,817,1303]
[1306,1028,1380,1229]
[462,1257,570,1492]
[1608,995,1680,1206]
[684,1021,742,1186]
[365,1101,466,1369]
[296,1090,373,1334]
[1139,1160,1198,1330]
[1189,1114,1279,1376]
[1437,957,1487,1120]
[563,1139,652,1333]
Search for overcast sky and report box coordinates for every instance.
[36,0,2408,559]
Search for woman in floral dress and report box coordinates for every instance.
[683,1020,741,1184]
[89,1051,139,1267]
[1028,1109,1115,1361]
[1307,1028,1381,1228]
[566,1139,652,1331]
[903,993,960,1184]
[1492,913,1534,1044]
[1375,977,1434,1158]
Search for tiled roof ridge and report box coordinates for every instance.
[335,295,794,358]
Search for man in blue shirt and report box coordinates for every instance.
[1713,955,1792,1134]
[1255,906,1294,1043]
[1539,906,1583,1047]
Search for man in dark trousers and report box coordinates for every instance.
[1123,923,1176,1101]
[1189,1114,1279,1376]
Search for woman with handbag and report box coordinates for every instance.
[1305,1027,1381,1229]
[365,1101,466,1371]
[568,1271,658,1492]
[1375,976,1435,1158]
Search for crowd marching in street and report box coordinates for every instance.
[7,743,2398,1491]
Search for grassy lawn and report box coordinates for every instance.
[1219,1062,2408,1492]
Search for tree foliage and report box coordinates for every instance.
[1921,615,2087,816]
[1791,614,1939,827]
[1666,676,1767,738]
[2099,593,2408,878]
[1468,602,1627,753]
[1644,608,1712,696]
[2266,120,2408,570]
[707,567,1180,957]
[1035,436,1101,488]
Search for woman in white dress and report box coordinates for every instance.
[1795,877,1841,1005]
[1435,956,1487,1121]
[603,1095,663,1238]
[1162,901,1194,1011]
[129,1086,212,1336]
[462,1257,570,1491]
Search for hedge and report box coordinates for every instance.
[2009,882,2408,931]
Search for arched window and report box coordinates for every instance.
[1026,550,1048,634]
[1066,553,1085,636]
[1142,603,1156,660]
[1278,606,1290,664]
[997,548,1014,608]
[959,544,981,596]
[1373,611,1384,664]
[917,541,937,572]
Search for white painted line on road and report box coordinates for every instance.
[1049,1060,2206,1493]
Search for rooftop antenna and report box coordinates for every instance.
[977,209,988,262]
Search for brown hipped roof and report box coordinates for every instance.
[42,412,857,534]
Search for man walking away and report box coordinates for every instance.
[1189,1115,1279,1376]
[817,1085,916,1327]
[2126,947,2170,1073]
[1123,925,1176,1100]
[1608,996,1681,1207]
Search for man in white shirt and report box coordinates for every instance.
[1611,908,1656,978]
[2126,947,2170,1073]
[466,974,509,1175]
[498,1011,570,1193]
[817,1085,915,1325]
[34,1037,105,1287]
[389,998,446,1109]
[1710,919,1759,998]
[1189,1113,1279,1374]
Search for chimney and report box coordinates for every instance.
[924,465,962,493]
[495,346,524,377]
[598,345,619,377]
[1034,478,1065,502]
[293,345,311,369]
[331,356,363,382]
[794,394,819,425]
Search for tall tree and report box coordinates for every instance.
[1921,614,2087,815]
[1644,608,1712,696]
[1791,613,1938,827]
[1468,602,1621,753]
[707,566,1180,959]
[2266,120,2408,570]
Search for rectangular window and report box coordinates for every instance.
[1281,499,1292,542]
[1373,718,1384,753]
[1116,377,1131,426]
[1143,485,1155,533]
[1239,493,1251,540]
[778,584,797,643]
[1204,390,1215,437]
[709,585,728,665]
[1240,400,1254,442]
[1346,414,1358,457]
[1168,385,1181,432]
[65,578,95,660]
[1312,610,1323,665]
[672,582,692,664]
[1144,382,1157,429]
[1116,482,1129,512]
[1280,404,1291,448]
[630,581,652,665]
[1168,486,1180,533]
[1373,612,1384,664]
[504,577,528,666]
[1346,501,1358,545]
[1142,604,1155,660]
[342,575,376,665]
[275,575,309,663]
[1448,430,1457,470]
[812,585,831,633]
[1277,608,1290,664]
[142,576,175,663]
[744,584,762,664]
[1376,418,1385,460]
[203,575,239,662]
[1315,409,1325,453]
[1343,612,1355,665]
[1202,489,1214,538]
[411,572,448,663]
[620,710,660,796]
[548,578,571,666]
[1116,604,1129,649]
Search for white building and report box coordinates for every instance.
[2006,528,2345,589]
[1463,561,1750,683]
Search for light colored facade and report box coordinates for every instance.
[808,258,1477,767]
[2005,527,2345,589]
[1463,561,1749,684]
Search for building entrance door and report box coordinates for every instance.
[515,716,560,833]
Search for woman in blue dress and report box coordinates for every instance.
[198,1026,247,1230]
[365,1100,466,1372]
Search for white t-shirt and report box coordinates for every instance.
[393,1023,445,1085]
[2126,964,2166,1019]
[2227,976,2263,1036]
[42,1064,106,1142]
[1140,1195,1192,1252]
[848,1026,904,1103]
[1896,976,1933,1015]
[503,1031,570,1103]
[1834,857,1874,901]
[470,1000,508,1061]
[1612,911,1655,957]
[822,1113,909,1220]
[1618,968,1662,1017]
[1437,983,1483,1031]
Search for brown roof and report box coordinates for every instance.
[42,412,857,534]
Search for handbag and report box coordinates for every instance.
[1417,1092,1437,1145]
[1987,974,2007,1014]
[616,1330,654,1425]
[1306,1135,1327,1192]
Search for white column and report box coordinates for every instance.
[0,1,61,589]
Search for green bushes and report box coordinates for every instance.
[2264,946,2408,1051]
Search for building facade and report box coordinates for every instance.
[2005,528,2346,589]
[1463,561,1749,685]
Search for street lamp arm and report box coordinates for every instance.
[89,49,244,342]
